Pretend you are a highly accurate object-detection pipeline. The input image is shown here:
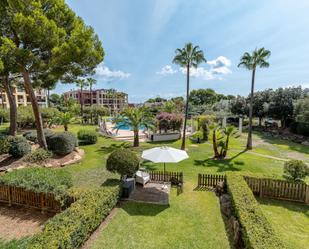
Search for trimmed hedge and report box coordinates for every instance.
[226,173,286,249]
[7,136,31,158]
[290,121,309,137]
[77,129,98,145]
[28,183,120,249]
[47,132,78,156]
[0,168,72,204]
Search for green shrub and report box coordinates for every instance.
[24,148,53,163]
[283,160,308,182]
[28,183,120,249]
[17,106,35,128]
[8,136,31,158]
[0,168,72,204]
[227,173,286,249]
[23,129,55,143]
[290,121,309,137]
[106,148,140,178]
[0,108,9,122]
[47,132,77,156]
[191,131,203,143]
[0,136,10,154]
[77,129,98,145]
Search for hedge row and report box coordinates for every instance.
[0,168,72,204]
[27,183,120,249]
[226,173,286,249]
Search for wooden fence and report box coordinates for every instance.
[197,174,226,188]
[0,185,62,213]
[148,171,183,186]
[244,176,309,204]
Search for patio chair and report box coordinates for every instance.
[135,170,150,187]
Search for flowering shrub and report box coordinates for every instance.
[156,112,183,133]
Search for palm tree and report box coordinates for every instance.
[76,79,88,118]
[114,107,154,147]
[87,78,97,106]
[57,112,73,131]
[238,48,271,150]
[173,42,206,150]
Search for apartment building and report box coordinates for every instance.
[0,85,47,108]
[63,88,128,113]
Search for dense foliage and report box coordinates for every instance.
[28,184,120,249]
[156,112,183,133]
[24,148,52,163]
[0,168,72,202]
[47,132,78,156]
[0,135,10,154]
[227,173,286,249]
[283,160,308,182]
[77,129,98,145]
[0,108,9,122]
[8,136,31,158]
[106,148,140,178]
[23,129,55,143]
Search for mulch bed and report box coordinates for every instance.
[0,203,54,241]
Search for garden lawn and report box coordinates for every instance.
[89,182,231,249]
[258,198,309,249]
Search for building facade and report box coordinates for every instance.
[63,89,128,113]
[0,85,47,108]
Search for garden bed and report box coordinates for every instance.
[0,204,53,241]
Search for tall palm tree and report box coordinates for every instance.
[76,79,88,118]
[114,107,154,147]
[87,78,97,106]
[173,43,206,150]
[238,47,271,150]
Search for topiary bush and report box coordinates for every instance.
[0,135,10,155]
[106,148,140,178]
[77,129,98,145]
[283,160,308,182]
[191,131,203,143]
[27,183,120,249]
[8,136,31,158]
[24,148,53,163]
[47,132,77,156]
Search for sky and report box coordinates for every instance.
[55,0,309,103]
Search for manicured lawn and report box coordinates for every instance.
[90,183,231,249]
[258,198,309,249]
[1,123,308,248]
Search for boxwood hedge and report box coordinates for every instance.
[227,173,286,249]
[77,129,98,145]
[28,183,120,249]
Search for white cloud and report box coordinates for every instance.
[157,65,177,75]
[95,63,130,81]
[159,56,232,80]
[180,67,215,80]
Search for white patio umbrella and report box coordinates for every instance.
[141,146,189,174]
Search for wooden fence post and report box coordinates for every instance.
[305,185,309,204]
[8,185,12,207]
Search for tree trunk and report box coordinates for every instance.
[47,88,50,107]
[258,117,262,127]
[21,68,47,149]
[2,76,17,136]
[90,84,93,124]
[247,68,256,150]
[222,135,230,158]
[80,85,84,118]
[0,90,5,109]
[181,64,190,150]
[64,124,68,131]
[133,130,139,147]
[212,129,219,158]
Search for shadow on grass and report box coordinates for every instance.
[120,201,169,216]
[253,131,309,154]
[101,178,121,187]
[257,197,309,218]
[193,149,248,173]
[96,142,131,154]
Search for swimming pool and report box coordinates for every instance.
[113,122,145,131]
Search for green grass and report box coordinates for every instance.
[90,183,231,249]
[1,123,309,248]
[258,198,309,249]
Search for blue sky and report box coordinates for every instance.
[56,0,309,103]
